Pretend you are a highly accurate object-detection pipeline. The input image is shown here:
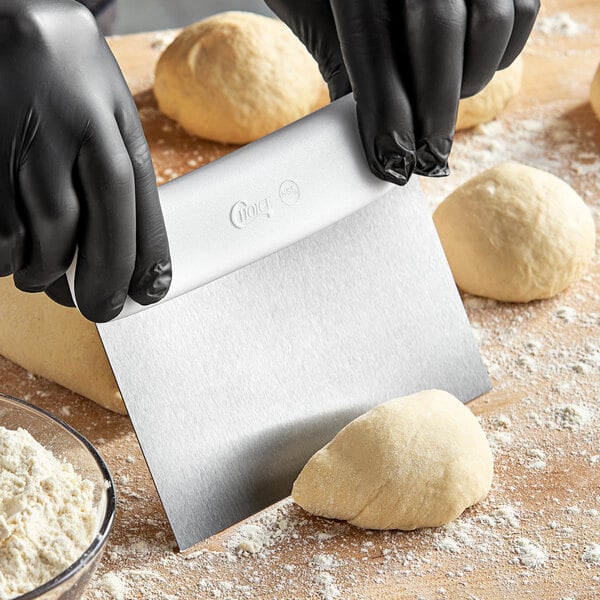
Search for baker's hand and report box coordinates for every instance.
[266,0,540,183]
[0,0,171,322]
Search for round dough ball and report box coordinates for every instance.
[456,56,523,130]
[433,163,596,303]
[591,61,600,122]
[292,390,493,531]
[154,12,327,144]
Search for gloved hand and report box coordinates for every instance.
[266,0,540,184]
[0,0,171,322]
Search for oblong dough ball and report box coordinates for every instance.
[292,390,493,531]
[433,163,596,303]
[591,61,600,122]
[0,278,124,413]
[456,57,523,130]
[154,12,327,144]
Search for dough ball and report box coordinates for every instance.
[591,61,600,122]
[292,390,493,531]
[154,12,327,144]
[433,163,596,303]
[456,56,523,130]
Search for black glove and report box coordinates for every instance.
[266,0,540,183]
[0,0,171,322]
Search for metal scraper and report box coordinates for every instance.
[93,94,490,550]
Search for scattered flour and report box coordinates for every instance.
[0,427,97,599]
[512,538,548,568]
[435,537,461,554]
[551,404,592,431]
[582,544,600,565]
[525,448,547,469]
[232,524,267,554]
[227,506,293,556]
[58,405,71,417]
[536,13,586,37]
[312,553,340,570]
[313,571,340,600]
[493,505,520,529]
[487,430,514,449]
[492,414,512,430]
[554,306,578,323]
[96,573,128,600]
[312,553,341,600]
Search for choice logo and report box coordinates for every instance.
[230,198,272,229]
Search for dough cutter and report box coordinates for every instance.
[91,95,490,550]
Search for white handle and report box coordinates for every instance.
[70,94,394,320]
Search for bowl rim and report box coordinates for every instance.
[0,391,116,599]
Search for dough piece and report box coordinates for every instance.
[591,61,600,122]
[0,278,125,413]
[154,12,328,144]
[433,162,596,303]
[292,390,493,530]
[456,56,523,130]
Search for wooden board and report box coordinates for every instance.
[0,1,598,597]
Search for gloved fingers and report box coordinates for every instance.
[74,117,136,323]
[399,0,467,176]
[0,177,26,277]
[45,275,75,308]
[326,66,352,102]
[498,0,540,69]
[13,142,79,293]
[265,0,351,100]
[330,0,416,184]
[114,99,172,306]
[461,0,515,98]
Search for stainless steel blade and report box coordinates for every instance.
[97,177,490,551]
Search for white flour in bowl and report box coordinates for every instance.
[0,426,96,599]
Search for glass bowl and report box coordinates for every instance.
[0,392,116,600]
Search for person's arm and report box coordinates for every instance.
[0,0,171,321]
[266,0,540,184]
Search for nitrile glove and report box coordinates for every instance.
[266,0,540,183]
[0,0,171,322]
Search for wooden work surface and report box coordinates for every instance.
[1,1,599,598]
